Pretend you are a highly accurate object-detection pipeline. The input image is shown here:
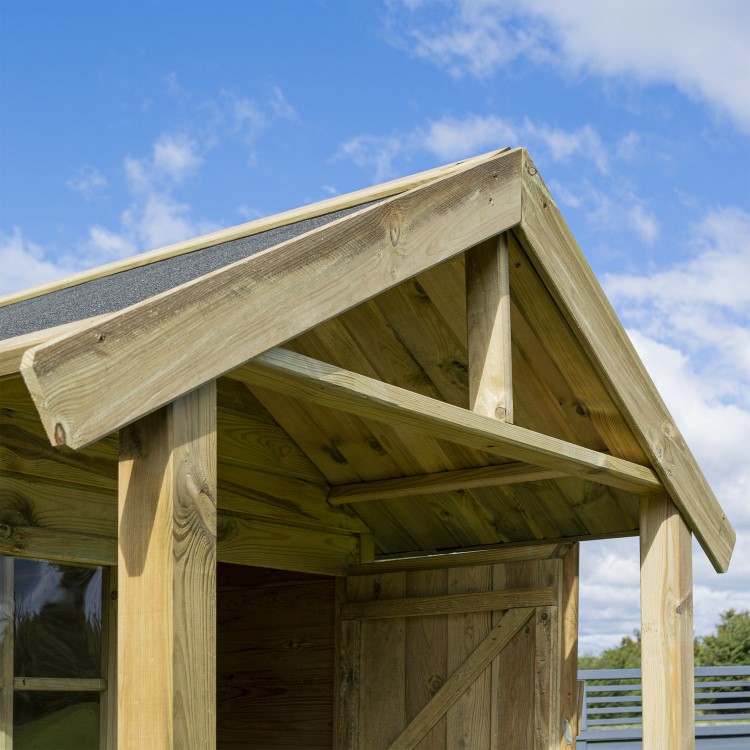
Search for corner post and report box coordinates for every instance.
[640,495,694,750]
[118,381,217,750]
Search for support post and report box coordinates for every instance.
[640,495,694,750]
[466,233,513,422]
[118,381,217,750]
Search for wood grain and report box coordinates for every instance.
[386,607,534,750]
[640,495,694,750]
[340,587,555,621]
[21,149,524,449]
[466,234,513,422]
[234,347,663,494]
[117,381,217,750]
[328,462,567,505]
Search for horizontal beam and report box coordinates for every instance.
[22,149,524,449]
[340,587,555,620]
[233,348,663,495]
[328,461,567,505]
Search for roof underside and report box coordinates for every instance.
[0,148,735,572]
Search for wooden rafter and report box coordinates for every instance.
[518,154,734,572]
[21,149,524,449]
[328,462,567,505]
[233,347,663,495]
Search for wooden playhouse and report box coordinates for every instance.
[0,148,736,749]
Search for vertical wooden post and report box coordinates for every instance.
[640,495,695,750]
[466,233,513,422]
[0,557,13,750]
[118,381,217,750]
[559,545,579,748]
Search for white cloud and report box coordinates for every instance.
[580,205,750,650]
[270,86,297,120]
[0,229,77,296]
[337,134,407,183]
[424,114,517,161]
[387,0,750,132]
[125,133,203,192]
[65,166,108,198]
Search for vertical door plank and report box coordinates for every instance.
[447,565,492,749]
[405,570,448,750]
[99,567,118,750]
[118,381,217,750]
[335,577,363,750]
[351,573,406,749]
[494,561,537,747]
[640,495,695,750]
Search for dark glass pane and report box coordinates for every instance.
[0,556,10,664]
[13,691,99,750]
[14,559,102,678]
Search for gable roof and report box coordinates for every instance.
[0,148,735,572]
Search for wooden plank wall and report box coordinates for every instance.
[217,564,336,750]
[338,546,579,750]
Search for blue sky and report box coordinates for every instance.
[1,0,749,652]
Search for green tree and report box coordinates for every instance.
[580,609,750,668]
[579,632,641,670]
[695,609,750,666]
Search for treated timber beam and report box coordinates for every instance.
[466,233,513,421]
[118,382,216,750]
[1,149,508,310]
[349,542,566,575]
[640,495,695,750]
[386,607,535,750]
[519,153,734,572]
[233,348,663,495]
[340,587,555,620]
[21,149,524,450]
[328,462,567,505]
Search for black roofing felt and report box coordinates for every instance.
[0,201,379,340]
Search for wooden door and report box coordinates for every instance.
[335,545,579,750]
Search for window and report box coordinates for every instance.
[0,556,115,750]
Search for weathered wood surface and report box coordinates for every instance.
[640,495,695,750]
[518,155,734,572]
[218,565,335,749]
[340,587,555,620]
[234,348,663,494]
[117,382,217,750]
[466,234,513,422]
[21,149,524,449]
[387,607,534,750]
[328,462,566,505]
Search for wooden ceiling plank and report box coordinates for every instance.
[518,156,734,572]
[233,347,663,496]
[329,463,567,505]
[22,149,524,450]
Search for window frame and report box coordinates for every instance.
[0,556,116,750]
